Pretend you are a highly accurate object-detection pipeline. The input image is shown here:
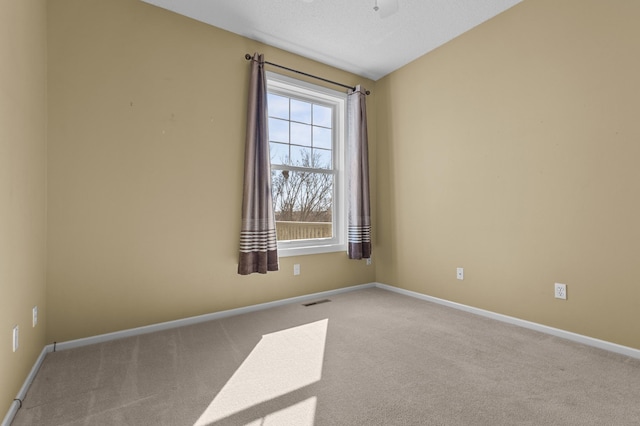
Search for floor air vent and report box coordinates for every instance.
[303,299,331,307]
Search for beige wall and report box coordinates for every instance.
[0,0,48,416]
[376,0,640,349]
[46,0,376,343]
[7,0,640,416]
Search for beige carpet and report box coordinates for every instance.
[11,287,640,425]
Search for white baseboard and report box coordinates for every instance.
[2,345,53,426]
[374,282,640,360]
[51,281,640,359]
[6,280,639,425]
[55,283,376,351]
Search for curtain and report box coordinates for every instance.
[238,53,279,275]
[347,85,372,259]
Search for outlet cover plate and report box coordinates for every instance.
[12,325,19,352]
[293,264,300,276]
[555,283,567,300]
[456,267,464,280]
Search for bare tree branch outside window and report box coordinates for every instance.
[272,149,333,224]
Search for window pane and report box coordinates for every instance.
[291,122,311,147]
[291,99,312,124]
[290,146,312,167]
[272,170,333,241]
[268,94,289,119]
[313,126,331,150]
[269,142,289,165]
[313,104,332,128]
[269,118,289,143]
[314,148,332,169]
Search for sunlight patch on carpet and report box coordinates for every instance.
[244,397,317,426]
[193,319,327,425]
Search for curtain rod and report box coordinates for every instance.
[244,54,370,95]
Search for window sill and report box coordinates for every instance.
[277,242,347,258]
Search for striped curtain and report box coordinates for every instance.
[347,85,372,259]
[238,53,279,275]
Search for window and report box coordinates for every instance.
[266,72,346,257]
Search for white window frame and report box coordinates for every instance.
[266,71,347,257]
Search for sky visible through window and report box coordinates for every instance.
[268,93,333,169]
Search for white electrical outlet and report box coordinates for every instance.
[33,306,38,327]
[366,258,372,266]
[554,283,567,300]
[12,325,19,352]
[456,267,464,280]
[293,264,300,276]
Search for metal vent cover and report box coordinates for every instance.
[302,299,331,307]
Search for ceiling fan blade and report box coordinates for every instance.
[377,0,399,18]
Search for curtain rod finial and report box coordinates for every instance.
[245,53,252,60]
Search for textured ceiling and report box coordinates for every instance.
[141,0,522,81]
